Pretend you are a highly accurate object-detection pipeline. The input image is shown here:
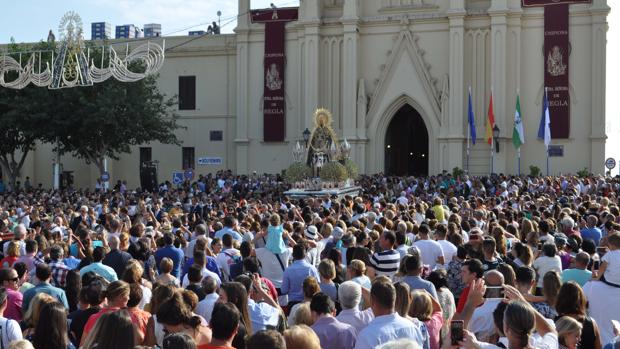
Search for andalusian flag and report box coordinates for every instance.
[512,93,525,149]
[485,92,495,145]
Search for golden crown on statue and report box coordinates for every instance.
[314,108,333,128]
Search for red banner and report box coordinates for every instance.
[251,8,298,142]
[544,4,570,138]
[522,0,590,6]
[523,0,592,138]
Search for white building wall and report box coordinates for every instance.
[3,0,609,189]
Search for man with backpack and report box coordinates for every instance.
[216,234,241,281]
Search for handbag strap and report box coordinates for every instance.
[274,253,285,272]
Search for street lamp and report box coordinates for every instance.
[303,128,311,147]
[493,125,500,153]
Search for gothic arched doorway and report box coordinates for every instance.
[384,104,429,176]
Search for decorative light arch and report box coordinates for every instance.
[0,11,165,90]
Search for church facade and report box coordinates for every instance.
[20,0,610,188]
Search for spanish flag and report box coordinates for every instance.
[486,92,495,145]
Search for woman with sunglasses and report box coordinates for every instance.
[0,268,23,321]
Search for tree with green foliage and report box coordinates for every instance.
[0,41,56,188]
[0,90,37,188]
[45,72,181,176]
[0,41,179,183]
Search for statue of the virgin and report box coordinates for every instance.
[306,108,339,167]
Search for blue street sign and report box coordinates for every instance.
[172,172,184,185]
[184,169,194,181]
[101,171,110,182]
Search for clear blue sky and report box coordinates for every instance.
[2,1,619,171]
[0,0,299,43]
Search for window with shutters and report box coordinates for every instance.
[139,147,152,166]
[182,147,195,170]
[210,130,223,141]
[178,76,196,110]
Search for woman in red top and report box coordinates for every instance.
[81,310,136,349]
[80,280,143,346]
[1,241,20,268]
[127,283,151,337]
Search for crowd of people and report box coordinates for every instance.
[0,170,617,349]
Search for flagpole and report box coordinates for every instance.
[467,86,471,173]
[545,87,550,176]
[490,86,494,175]
[517,88,521,176]
[518,147,521,176]
[491,142,494,174]
[467,123,471,173]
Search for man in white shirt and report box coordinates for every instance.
[303,226,320,267]
[185,224,211,257]
[468,270,505,342]
[532,244,562,289]
[435,224,457,267]
[216,234,241,281]
[195,276,219,323]
[413,224,445,270]
[395,231,412,259]
[245,274,281,334]
[255,246,292,292]
[355,278,427,349]
[181,262,221,288]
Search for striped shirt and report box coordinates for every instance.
[371,249,401,279]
